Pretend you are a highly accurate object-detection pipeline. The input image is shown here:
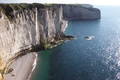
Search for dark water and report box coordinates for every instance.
[31,6,120,80]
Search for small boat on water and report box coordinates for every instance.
[84,36,94,40]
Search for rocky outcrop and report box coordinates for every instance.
[62,4,101,20]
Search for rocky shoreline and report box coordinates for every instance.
[2,35,74,80]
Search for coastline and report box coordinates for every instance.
[28,53,38,80]
[0,3,101,80]
[4,52,37,80]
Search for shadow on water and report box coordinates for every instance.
[31,46,63,80]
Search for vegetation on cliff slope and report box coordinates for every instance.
[0,3,51,21]
[43,35,74,49]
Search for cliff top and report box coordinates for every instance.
[0,3,98,14]
[0,3,100,21]
[0,3,60,21]
[0,3,48,20]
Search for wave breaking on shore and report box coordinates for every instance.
[28,53,38,80]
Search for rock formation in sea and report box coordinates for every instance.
[0,3,100,79]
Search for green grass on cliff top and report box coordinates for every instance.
[0,3,51,20]
[0,3,100,21]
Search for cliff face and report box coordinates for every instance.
[62,4,101,20]
[0,4,101,75]
[0,5,67,69]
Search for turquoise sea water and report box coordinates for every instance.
[31,6,120,80]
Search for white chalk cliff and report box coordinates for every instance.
[62,4,101,20]
[0,4,101,77]
[0,4,67,70]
